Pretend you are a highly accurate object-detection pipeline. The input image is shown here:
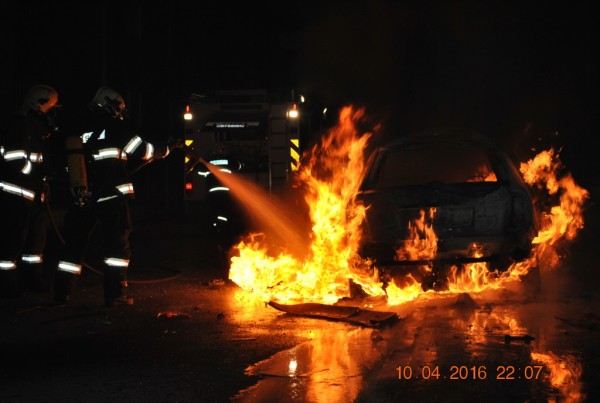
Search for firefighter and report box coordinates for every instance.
[53,86,175,306]
[0,84,60,297]
[204,143,244,240]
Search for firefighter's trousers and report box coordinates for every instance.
[0,193,48,296]
[54,196,132,301]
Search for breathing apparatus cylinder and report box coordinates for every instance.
[65,135,89,206]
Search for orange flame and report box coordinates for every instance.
[439,147,588,293]
[229,106,383,304]
[531,351,585,402]
[466,165,497,182]
[520,149,589,247]
[229,107,589,305]
[395,208,438,262]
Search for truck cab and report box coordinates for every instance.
[182,89,306,228]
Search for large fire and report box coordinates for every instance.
[228,106,589,306]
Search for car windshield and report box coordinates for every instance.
[376,144,497,188]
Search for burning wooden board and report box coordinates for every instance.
[268,301,399,327]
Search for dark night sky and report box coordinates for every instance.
[2,0,598,187]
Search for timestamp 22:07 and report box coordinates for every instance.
[396,365,544,380]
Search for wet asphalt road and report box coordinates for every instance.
[234,270,600,403]
[1,194,600,402]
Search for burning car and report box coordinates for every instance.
[356,128,540,289]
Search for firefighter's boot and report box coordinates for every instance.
[104,272,133,307]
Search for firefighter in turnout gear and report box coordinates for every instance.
[0,84,60,297]
[53,86,173,306]
[203,144,244,239]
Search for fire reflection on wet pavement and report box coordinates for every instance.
[233,273,598,402]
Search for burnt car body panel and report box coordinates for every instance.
[357,129,539,271]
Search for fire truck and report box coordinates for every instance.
[181,89,308,225]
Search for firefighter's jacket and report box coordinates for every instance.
[78,111,169,203]
[0,112,50,203]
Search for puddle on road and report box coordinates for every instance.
[231,282,597,403]
[232,326,391,402]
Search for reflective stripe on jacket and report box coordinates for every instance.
[0,113,48,202]
[77,112,169,202]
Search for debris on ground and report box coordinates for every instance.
[157,312,192,320]
[268,301,399,327]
